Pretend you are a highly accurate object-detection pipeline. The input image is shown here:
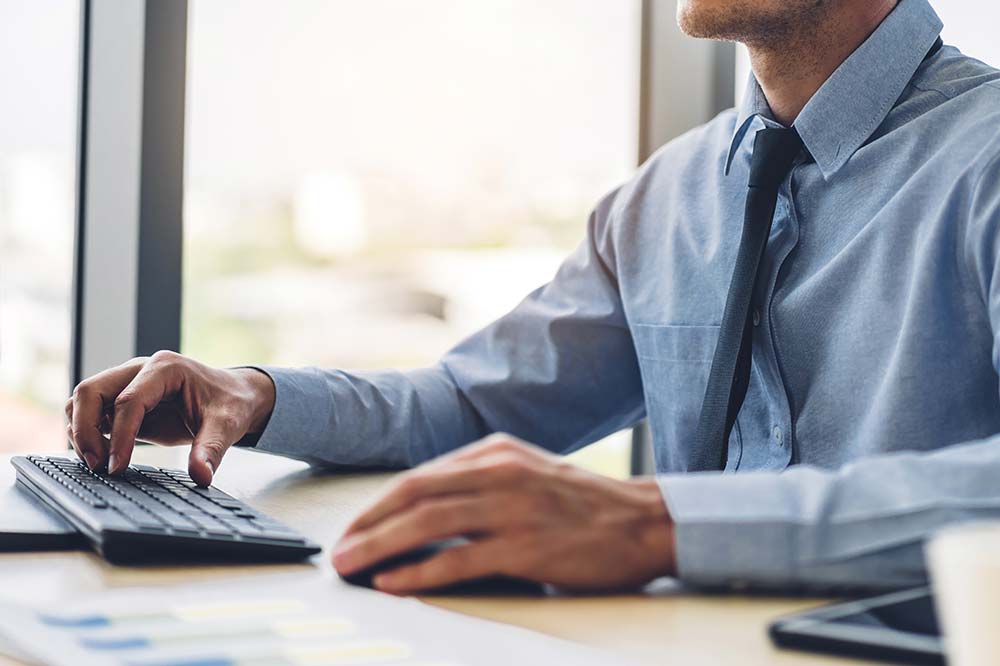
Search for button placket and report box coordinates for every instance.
[765,180,801,467]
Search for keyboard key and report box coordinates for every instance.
[154,493,195,513]
[89,486,130,507]
[177,493,228,517]
[159,512,199,530]
[187,514,231,536]
[117,505,165,530]
[250,520,303,540]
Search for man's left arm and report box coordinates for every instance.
[660,435,1000,590]
[333,149,1000,594]
[333,430,1000,593]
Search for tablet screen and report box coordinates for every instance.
[771,587,943,665]
[826,589,939,636]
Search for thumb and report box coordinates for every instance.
[189,415,240,486]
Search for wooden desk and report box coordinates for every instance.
[0,448,877,665]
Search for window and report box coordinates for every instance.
[0,0,80,454]
[182,0,642,476]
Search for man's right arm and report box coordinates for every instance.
[68,180,648,477]
[236,180,648,468]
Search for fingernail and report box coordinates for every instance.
[373,573,396,590]
[333,535,357,558]
[332,547,353,569]
[107,454,118,474]
[204,457,215,473]
[83,452,99,470]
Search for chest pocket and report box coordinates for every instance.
[630,323,742,472]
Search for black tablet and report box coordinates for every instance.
[769,587,944,665]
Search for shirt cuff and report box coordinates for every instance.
[657,471,801,588]
[239,365,338,463]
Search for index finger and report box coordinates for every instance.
[107,361,182,474]
[343,454,528,536]
[71,360,144,469]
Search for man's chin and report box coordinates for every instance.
[676,3,741,41]
[676,0,831,45]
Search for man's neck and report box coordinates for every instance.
[747,0,899,126]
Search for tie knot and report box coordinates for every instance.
[748,127,803,190]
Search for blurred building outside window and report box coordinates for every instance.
[182,0,642,477]
[0,0,79,454]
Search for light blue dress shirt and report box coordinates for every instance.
[253,0,1000,589]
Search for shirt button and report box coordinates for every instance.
[752,309,761,327]
[773,425,783,443]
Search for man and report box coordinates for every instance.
[67,0,1000,594]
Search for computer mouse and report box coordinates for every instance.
[338,537,544,596]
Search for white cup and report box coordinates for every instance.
[926,522,1000,666]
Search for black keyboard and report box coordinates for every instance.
[11,455,321,564]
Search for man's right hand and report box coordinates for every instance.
[64,351,276,486]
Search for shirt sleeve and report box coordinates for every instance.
[248,184,646,468]
[660,437,1000,591]
[661,146,1000,592]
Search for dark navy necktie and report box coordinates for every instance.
[690,127,804,471]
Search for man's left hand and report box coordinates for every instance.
[332,434,676,594]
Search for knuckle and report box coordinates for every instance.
[410,502,440,532]
[490,454,529,478]
[441,545,473,573]
[524,490,555,517]
[550,458,575,478]
[72,381,93,400]
[394,475,422,503]
[409,502,440,531]
[482,432,513,449]
[481,433,529,454]
[199,438,227,457]
[218,411,242,434]
[423,501,468,536]
[113,391,136,410]
[150,349,180,364]
[122,356,150,373]
[149,351,187,375]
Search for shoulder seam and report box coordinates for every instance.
[960,141,1000,312]
[909,77,1000,102]
[907,80,954,101]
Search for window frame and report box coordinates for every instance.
[72,0,187,385]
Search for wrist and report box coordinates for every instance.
[234,367,276,434]
[628,477,677,578]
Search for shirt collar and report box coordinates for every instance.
[725,0,943,180]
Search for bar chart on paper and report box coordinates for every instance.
[37,600,396,666]
[0,574,623,666]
